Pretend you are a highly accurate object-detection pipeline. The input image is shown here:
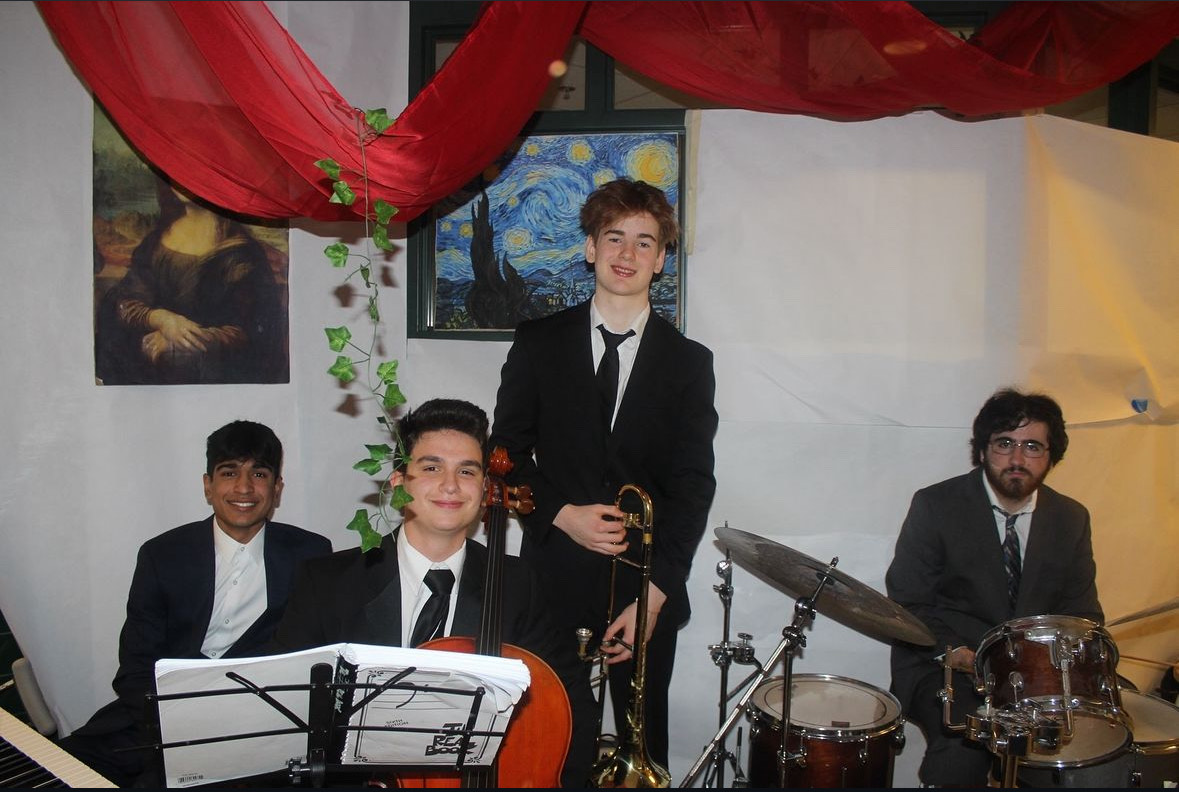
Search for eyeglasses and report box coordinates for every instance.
[990,438,1049,458]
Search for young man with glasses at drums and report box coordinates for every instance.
[885,388,1103,787]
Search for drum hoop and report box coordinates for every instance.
[974,614,1119,684]
[1121,689,1179,752]
[749,673,902,736]
[1018,713,1132,769]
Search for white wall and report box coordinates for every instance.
[2,2,1176,787]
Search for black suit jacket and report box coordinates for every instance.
[77,518,331,735]
[270,532,596,787]
[489,300,718,627]
[885,469,1103,711]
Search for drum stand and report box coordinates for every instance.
[700,549,756,788]
[680,556,841,788]
[939,655,1064,788]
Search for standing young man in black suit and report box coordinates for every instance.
[886,389,1103,787]
[271,398,595,788]
[490,178,719,768]
[58,420,332,786]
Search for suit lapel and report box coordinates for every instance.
[360,532,405,645]
[451,540,486,637]
[191,519,217,651]
[965,471,1017,620]
[1017,488,1053,614]
[608,312,667,455]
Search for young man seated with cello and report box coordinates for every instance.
[272,398,595,787]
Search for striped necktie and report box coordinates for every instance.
[996,508,1021,612]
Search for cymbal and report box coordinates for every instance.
[1107,595,1179,628]
[716,526,936,647]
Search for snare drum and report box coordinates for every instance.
[1016,689,1179,787]
[747,674,903,788]
[975,615,1122,718]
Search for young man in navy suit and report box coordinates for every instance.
[886,389,1103,787]
[58,420,331,786]
[490,178,719,768]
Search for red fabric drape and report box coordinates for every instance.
[36,1,1179,223]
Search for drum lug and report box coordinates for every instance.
[892,726,906,751]
[858,743,869,764]
[1004,632,1020,662]
[1129,770,1142,788]
[1006,671,1024,703]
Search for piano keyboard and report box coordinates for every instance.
[1,707,115,787]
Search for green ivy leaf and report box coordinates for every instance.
[360,265,372,286]
[374,200,398,225]
[365,108,395,134]
[391,484,414,510]
[314,158,341,180]
[328,355,356,383]
[330,179,356,206]
[372,223,395,252]
[383,383,407,410]
[353,458,383,475]
[376,360,399,384]
[346,509,383,553]
[368,295,380,322]
[324,326,351,352]
[365,443,394,460]
[324,242,349,268]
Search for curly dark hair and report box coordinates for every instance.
[206,420,283,476]
[579,178,679,251]
[970,388,1068,467]
[394,398,489,471]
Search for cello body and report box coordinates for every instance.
[396,637,572,788]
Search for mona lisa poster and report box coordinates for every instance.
[92,106,290,385]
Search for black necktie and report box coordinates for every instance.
[410,568,455,647]
[597,324,635,428]
[996,508,1021,612]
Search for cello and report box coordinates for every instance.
[397,446,573,787]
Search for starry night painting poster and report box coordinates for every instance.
[428,131,683,334]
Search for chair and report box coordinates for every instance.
[12,657,56,736]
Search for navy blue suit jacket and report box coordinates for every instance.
[78,517,331,734]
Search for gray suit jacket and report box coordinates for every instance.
[885,469,1102,711]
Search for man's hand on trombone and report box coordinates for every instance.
[602,582,667,664]
[555,503,630,555]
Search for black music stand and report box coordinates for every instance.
[147,661,510,788]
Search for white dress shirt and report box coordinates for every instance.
[981,472,1037,570]
[201,522,268,658]
[397,529,466,647]
[589,299,651,429]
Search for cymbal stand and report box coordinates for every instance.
[939,652,1062,788]
[680,556,839,788]
[701,548,757,788]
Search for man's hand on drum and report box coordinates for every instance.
[945,645,976,672]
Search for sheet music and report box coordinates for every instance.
[154,643,529,788]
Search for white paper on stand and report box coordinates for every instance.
[153,643,530,788]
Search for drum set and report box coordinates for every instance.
[679,526,1179,789]
[954,612,1179,787]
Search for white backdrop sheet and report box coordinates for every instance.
[1,2,1176,787]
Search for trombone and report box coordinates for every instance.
[576,484,671,789]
